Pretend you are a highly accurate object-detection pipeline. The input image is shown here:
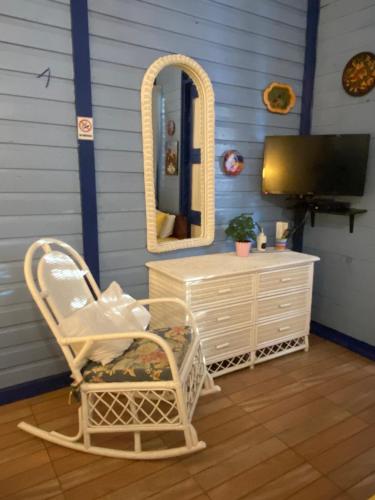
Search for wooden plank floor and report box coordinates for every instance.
[1,335,375,500]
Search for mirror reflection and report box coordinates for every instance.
[152,66,202,243]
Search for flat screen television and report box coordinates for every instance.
[262,134,370,196]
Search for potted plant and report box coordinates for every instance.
[275,228,289,251]
[275,220,304,250]
[225,213,258,257]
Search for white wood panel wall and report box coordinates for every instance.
[0,0,82,388]
[88,0,307,300]
[304,0,375,345]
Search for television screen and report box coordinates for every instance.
[262,134,370,196]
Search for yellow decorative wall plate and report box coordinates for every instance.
[263,82,296,114]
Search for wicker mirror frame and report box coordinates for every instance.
[141,54,215,253]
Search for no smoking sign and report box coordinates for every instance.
[77,116,94,141]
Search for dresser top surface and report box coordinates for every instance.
[146,251,319,282]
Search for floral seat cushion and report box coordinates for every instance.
[82,326,192,383]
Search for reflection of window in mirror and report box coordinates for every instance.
[152,67,202,244]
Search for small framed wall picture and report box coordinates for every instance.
[263,82,296,114]
[165,141,179,176]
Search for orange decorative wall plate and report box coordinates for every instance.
[342,52,375,96]
[263,82,296,114]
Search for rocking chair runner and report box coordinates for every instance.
[18,239,220,459]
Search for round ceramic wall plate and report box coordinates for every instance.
[342,52,375,96]
[263,82,296,114]
[222,150,244,176]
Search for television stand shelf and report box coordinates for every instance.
[309,208,367,233]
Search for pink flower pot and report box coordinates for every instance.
[235,241,251,257]
[275,238,288,251]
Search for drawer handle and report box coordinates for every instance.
[280,277,293,282]
[217,315,231,322]
[279,303,291,309]
[278,326,291,332]
[216,342,230,350]
[218,288,231,294]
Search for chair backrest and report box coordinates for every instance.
[37,250,93,321]
[24,239,102,380]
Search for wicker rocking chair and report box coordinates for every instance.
[18,239,220,459]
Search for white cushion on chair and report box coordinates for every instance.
[100,282,151,331]
[60,282,151,365]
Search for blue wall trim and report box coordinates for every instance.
[70,0,100,284]
[311,321,375,361]
[0,372,70,405]
[293,0,320,252]
[299,0,320,135]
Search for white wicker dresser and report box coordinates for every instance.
[146,251,319,377]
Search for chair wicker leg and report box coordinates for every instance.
[134,431,142,453]
[50,407,83,442]
[201,371,221,396]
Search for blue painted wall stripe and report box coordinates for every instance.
[293,0,320,253]
[299,0,320,135]
[70,0,100,284]
[0,372,70,406]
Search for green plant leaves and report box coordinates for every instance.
[225,213,258,242]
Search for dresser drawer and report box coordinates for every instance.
[257,290,310,321]
[189,274,255,310]
[258,266,311,296]
[256,315,308,346]
[195,301,254,337]
[201,329,252,361]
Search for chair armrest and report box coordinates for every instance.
[60,331,180,380]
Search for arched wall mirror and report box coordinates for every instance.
[141,54,215,253]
